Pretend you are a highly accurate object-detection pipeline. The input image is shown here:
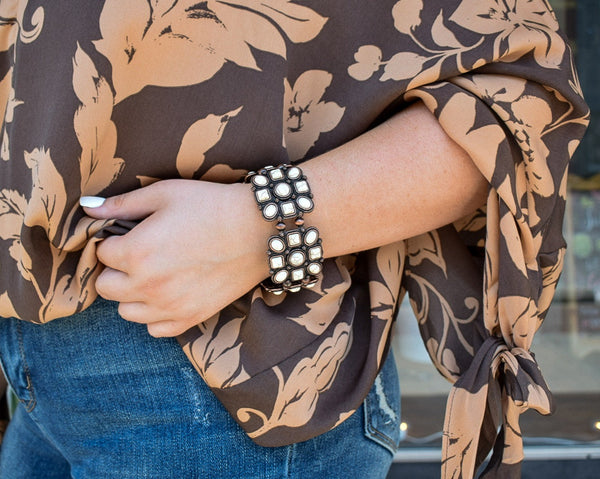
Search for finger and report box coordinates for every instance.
[80,182,164,221]
[95,267,139,302]
[95,236,130,272]
[146,319,195,338]
[117,302,172,326]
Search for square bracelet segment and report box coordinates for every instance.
[245,165,323,294]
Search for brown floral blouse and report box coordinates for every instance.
[0,0,590,477]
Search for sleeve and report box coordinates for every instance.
[394,1,590,477]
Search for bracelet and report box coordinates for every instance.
[246,165,324,294]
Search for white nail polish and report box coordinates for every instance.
[80,196,106,208]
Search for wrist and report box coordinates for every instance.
[244,165,324,294]
[226,182,273,282]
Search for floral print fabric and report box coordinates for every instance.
[0,1,589,477]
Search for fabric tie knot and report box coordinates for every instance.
[441,336,553,479]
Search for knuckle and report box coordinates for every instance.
[109,194,127,211]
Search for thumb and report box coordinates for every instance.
[80,186,161,220]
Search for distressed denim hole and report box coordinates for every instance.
[363,351,401,455]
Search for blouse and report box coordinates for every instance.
[0,1,589,477]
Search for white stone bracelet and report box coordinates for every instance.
[246,165,323,294]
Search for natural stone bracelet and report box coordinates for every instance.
[245,165,323,294]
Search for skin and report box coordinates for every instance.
[84,102,488,337]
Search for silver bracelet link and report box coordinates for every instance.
[246,165,323,294]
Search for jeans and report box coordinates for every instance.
[0,298,401,478]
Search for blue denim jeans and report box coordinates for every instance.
[0,299,401,478]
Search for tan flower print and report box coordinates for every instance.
[349,0,485,86]
[22,148,67,242]
[450,0,565,68]
[286,257,352,336]
[406,231,446,271]
[238,321,352,437]
[0,189,26,243]
[347,45,429,83]
[0,290,16,317]
[95,0,327,102]
[370,242,405,365]
[0,86,22,162]
[0,0,44,53]
[283,70,345,161]
[176,107,243,178]
[73,45,124,197]
[1,1,42,161]
[185,313,250,389]
[454,74,565,226]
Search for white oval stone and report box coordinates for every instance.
[252,175,268,186]
[269,237,285,252]
[289,286,301,293]
[289,251,305,267]
[304,228,318,245]
[307,263,322,275]
[287,167,301,179]
[273,270,288,283]
[263,203,278,219]
[274,182,292,198]
[296,196,313,211]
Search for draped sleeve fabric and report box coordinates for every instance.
[0,1,589,475]
[394,2,590,476]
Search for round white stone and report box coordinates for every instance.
[274,182,292,198]
[263,203,278,219]
[273,270,288,283]
[296,196,313,211]
[304,229,318,245]
[289,251,305,267]
[287,167,301,179]
[307,263,322,275]
[289,286,301,293]
[269,237,286,252]
[252,175,268,186]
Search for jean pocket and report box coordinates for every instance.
[363,350,402,455]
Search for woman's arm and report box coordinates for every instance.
[303,101,488,257]
[83,101,488,337]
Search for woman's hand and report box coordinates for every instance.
[82,179,270,338]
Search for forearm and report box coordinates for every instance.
[294,101,488,258]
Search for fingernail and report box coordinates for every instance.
[80,196,106,208]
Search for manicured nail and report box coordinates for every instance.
[80,196,106,208]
